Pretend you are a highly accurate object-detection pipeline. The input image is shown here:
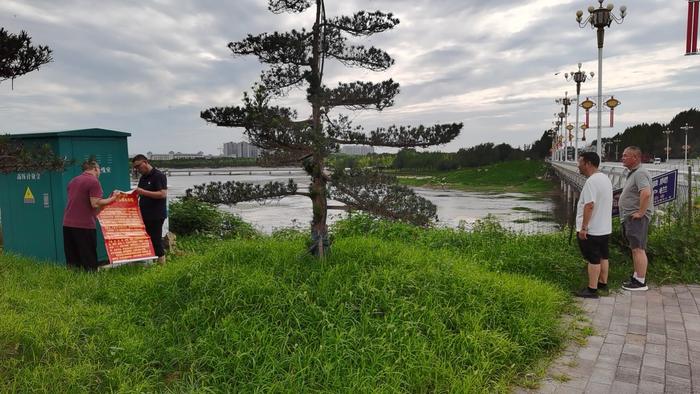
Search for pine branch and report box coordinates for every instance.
[229,30,313,66]
[325,41,394,71]
[261,64,307,94]
[330,168,437,226]
[0,28,52,84]
[0,139,67,173]
[323,11,399,36]
[186,179,299,204]
[331,123,463,148]
[268,0,312,14]
[320,79,399,110]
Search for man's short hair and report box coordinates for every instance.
[131,154,148,163]
[81,160,99,171]
[625,146,642,158]
[579,151,600,167]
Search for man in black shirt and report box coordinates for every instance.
[132,154,168,264]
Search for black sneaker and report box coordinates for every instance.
[575,287,599,299]
[622,277,648,291]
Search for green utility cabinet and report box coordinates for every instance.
[0,128,131,263]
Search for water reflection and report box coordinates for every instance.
[159,168,562,234]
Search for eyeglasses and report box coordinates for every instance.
[132,162,144,169]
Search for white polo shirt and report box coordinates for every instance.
[576,172,613,236]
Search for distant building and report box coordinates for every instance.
[340,145,374,156]
[222,141,261,158]
[146,151,206,161]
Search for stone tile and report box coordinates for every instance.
[664,375,691,393]
[559,374,588,390]
[647,324,666,335]
[665,362,690,380]
[577,348,599,361]
[690,350,700,363]
[647,333,667,345]
[622,343,645,357]
[615,366,640,384]
[666,329,687,341]
[610,380,638,394]
[636,381,665,394]
[645,343,666,356]
[640,365,665,385]
[630,316,647,326]
[604,333,626,345]
[609,324,629,335]
[665,321,685,332]
[619,353,642,370]
[643,353,666,369]
[686,329,700,342]
[596,353,620,367]
[689,340,700,352]
[554,386,585,394]
[599,343,623,356]
[588,367,616,385]
[629,324,648,335]
[583,382,610,394]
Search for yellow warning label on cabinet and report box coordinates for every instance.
[24,187,35,204]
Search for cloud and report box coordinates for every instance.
[0,0,697,155]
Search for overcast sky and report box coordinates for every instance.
[1,0,698,155]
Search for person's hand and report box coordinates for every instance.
[134,187,144,196]
[578,229,588,240]
[631,211,644,220]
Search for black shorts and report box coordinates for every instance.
[577,234,610,264]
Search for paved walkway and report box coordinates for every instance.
[520,285,700,394]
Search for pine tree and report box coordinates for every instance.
[192,0,462,256]
[0,28,63,173]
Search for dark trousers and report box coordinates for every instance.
[63,226,98,271]
[144,218,165,257]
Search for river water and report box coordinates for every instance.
[157,167,562,234]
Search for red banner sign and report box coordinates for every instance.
[97,191,155,264]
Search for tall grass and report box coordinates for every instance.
[0,236,568,392]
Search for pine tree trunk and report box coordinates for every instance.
[309,0,329,257]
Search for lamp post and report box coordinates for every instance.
[558,110,566,161]
[681,123,694,165]
[577,0,627,159]
[566,123,575,161]
[613,138,621,161]
[556,93,573,161]
[581,123,589,143]
[565,63,594,162]
[663,128,673,163]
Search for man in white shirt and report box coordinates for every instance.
[575,152,613,298]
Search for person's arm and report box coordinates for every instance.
[632,187,652,219]
[90,192,118,212]
[135,188,167,199]
[578,201,594,240]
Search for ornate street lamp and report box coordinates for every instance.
[577,0,627,159]
[581,123,589,142]
[556,93,573,161]
[604,96,621,128]
[565,63,594,162]
[681,123,694,165]
[558,110,567,161]
[663,128,673,163]
[566,123,575,161]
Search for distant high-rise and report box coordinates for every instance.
[222,141,261,158]
[340,145,374,156]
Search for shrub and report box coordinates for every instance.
[169,198,256,239]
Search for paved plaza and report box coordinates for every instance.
[518,285,700,394]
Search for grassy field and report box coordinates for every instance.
[0,228,573,392]
[396,160,554,193]
[2,211,698,392]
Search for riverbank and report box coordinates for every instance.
[1,213,699,392]
[395,160,553,193]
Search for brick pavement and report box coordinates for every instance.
[516,285,700,394]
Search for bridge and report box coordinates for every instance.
[550,160,699,219]
[156,168,307,177]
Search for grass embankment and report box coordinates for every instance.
[396,160,553,193]
[1,232,569,392]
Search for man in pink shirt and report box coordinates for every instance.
[63,160,117,271]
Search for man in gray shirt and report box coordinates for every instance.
[619,146,653,291]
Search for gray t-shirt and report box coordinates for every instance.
[619,166,653,222]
